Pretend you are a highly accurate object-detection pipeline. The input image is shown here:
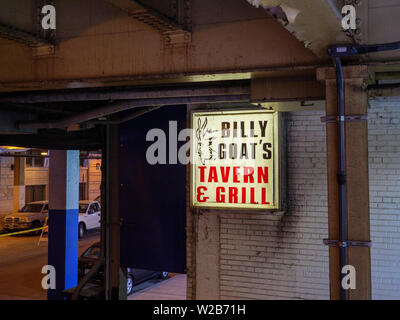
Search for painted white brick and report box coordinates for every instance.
[219,101,400,300]
[220,110,330,300]
[369,101,400,300]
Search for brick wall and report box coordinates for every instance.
[190,102,400,300]
[368,99,400,300]
[219,110,330,300]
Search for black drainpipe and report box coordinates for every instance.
[327,41,400,300]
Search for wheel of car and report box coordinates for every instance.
[78,223,85,239]
[127,275,134,296]
[160,272,169,279]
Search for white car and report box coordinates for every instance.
[3,200,101,238]
[78,200,101,238]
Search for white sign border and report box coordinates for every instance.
[190,108,284,211]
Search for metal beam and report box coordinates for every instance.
[0,102,75,115]
[88,106,162,125]
[17,94,250,130]
[0,110,37,134]
[251,76,325,102]
[0,153,102,159]
[0,130,102,150]
[0,23,53,47]
[105,0,189,33]
[0,83,250,103]
[0,64,322,94]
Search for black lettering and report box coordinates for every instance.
[219,143,226,159]
[263,142,272,159]
[221,122,230,138]
[259,121,268,137]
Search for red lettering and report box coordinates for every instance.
[216,187,225,202]
[229,187,238,203]
[250,187,258,204]
[220,167,230,183]
[196,186,209,202]
[198,166,207,183]
[243,167,254,183]
[241,187,246,204]
[261,188,270,204]
[208,166,218,182]
[257,167,268,183]
[233,167,240,183]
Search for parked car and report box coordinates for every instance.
[3,200,101,238]
[78,200,101,239]
[3,201,48,232]
[78,242,169,296]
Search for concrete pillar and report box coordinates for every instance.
[47,150,79,300]
[195,211,220,299]
[13,157,25,211]
[317,65,371,300]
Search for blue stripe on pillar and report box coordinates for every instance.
[65,209,78,289]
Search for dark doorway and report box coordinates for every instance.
[120,105,187,274]
[79,182,87,200]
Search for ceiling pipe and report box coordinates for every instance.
[332,55,348,301]
[17,94,250,130]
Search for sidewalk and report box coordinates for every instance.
[129,274,186,300]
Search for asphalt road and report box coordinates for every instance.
[0,230,100,300]
[0,229,182,300]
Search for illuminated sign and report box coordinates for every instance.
[191,109,283,210]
